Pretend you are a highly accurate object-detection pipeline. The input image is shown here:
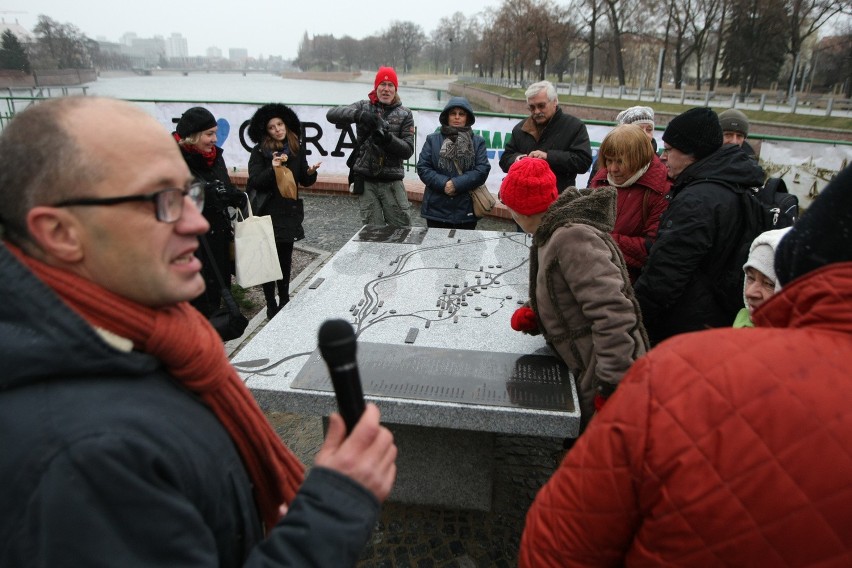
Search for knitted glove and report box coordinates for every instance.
[510,306,538,332]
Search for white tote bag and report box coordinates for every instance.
[233,200,283,288]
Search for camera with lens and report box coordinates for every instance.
[206,180,246,210]
[371,122,391,145]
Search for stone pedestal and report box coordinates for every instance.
[235,226,580,510]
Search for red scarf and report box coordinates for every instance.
[173,132,217,167]
[8,244,304,530]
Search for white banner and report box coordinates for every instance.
[155,102,850,199]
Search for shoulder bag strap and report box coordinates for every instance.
[200,234,241,317]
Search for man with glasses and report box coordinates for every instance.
[499,80,592,193]
[633,107,765,344]
[0,97,397,567]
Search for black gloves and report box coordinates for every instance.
[371,128,392,146]
[356,110,380,133]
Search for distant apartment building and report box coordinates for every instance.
[165,33,188,59]
[119,32,138,47]
[206,46,222,59]
[229,48,249,63]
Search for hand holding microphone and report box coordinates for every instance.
[315,319,397,501]
[318,319,366,434]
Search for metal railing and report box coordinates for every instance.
[458,76,852,118]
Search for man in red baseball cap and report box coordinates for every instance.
[327,66,414,228]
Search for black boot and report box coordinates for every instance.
[263,282,279,321]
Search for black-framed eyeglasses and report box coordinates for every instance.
[53,182,205,223]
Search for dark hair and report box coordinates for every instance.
[0,97,105,245]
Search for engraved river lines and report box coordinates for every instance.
[233,232,531,381]
[350,232,530,336]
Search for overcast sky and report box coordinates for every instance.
[5,0,500,59]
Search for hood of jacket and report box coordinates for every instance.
[534,186,617,247]
[0,243,158,392]
[673,144,765,195]
[247,103,301,145]
[439,97,476,126]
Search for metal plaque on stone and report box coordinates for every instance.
[353,224,428,244]
[292,342,575,411]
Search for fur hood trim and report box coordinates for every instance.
[248,103,300,145]
[534,186,618,246]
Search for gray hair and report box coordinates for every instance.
[525,81,558,103]
[0,97,105,246]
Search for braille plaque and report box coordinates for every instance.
[291,342,575,412]
[353,224,428,244]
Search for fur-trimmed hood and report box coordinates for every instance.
[534,186,618,246]
[247,103,301,145]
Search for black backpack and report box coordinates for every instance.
[751,177,799,230]
[711,178,798,318]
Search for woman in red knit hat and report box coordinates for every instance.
[500,158,648,429]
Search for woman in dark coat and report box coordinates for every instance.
[417,97,491,230]
[174,106,246,318]
[247,103,321,320]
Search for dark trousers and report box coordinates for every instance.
[262,240,294,309]
[425,219,478,231]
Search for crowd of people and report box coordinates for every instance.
[0,67,849,566]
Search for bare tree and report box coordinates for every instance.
[708,0,730,90]
[667,0,699,88]
[473,8,502,77]
[384,21,425,73]
[688,0,723,89]
[32,15,92,69]
[784,0,848,96]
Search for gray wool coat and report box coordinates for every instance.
[528,186,649,424]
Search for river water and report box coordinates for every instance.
[70,72,852,199]
[81,72,446,110]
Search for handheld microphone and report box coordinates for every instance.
[317,319,366,435]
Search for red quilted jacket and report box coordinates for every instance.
[520,262,852,567]
[590,157,670,282]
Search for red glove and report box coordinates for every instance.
[511,306,538,332]
[594,392,608,412]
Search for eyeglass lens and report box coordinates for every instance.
[156,185,204,223]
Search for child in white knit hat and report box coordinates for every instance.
[733,227,792,327]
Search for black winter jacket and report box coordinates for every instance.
[633,145,766,343]
[326,97,414,181]
[180,144,245,316]
[246,145,316,242]
[499,108,592,191]
[0,243,380,567]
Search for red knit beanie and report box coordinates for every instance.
[374,66,398,90]
[499,158,558,216]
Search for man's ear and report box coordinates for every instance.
[26,206,86,263]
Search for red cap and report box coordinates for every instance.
[374,66,398,90]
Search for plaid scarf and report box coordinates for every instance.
[438,126,474,173]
